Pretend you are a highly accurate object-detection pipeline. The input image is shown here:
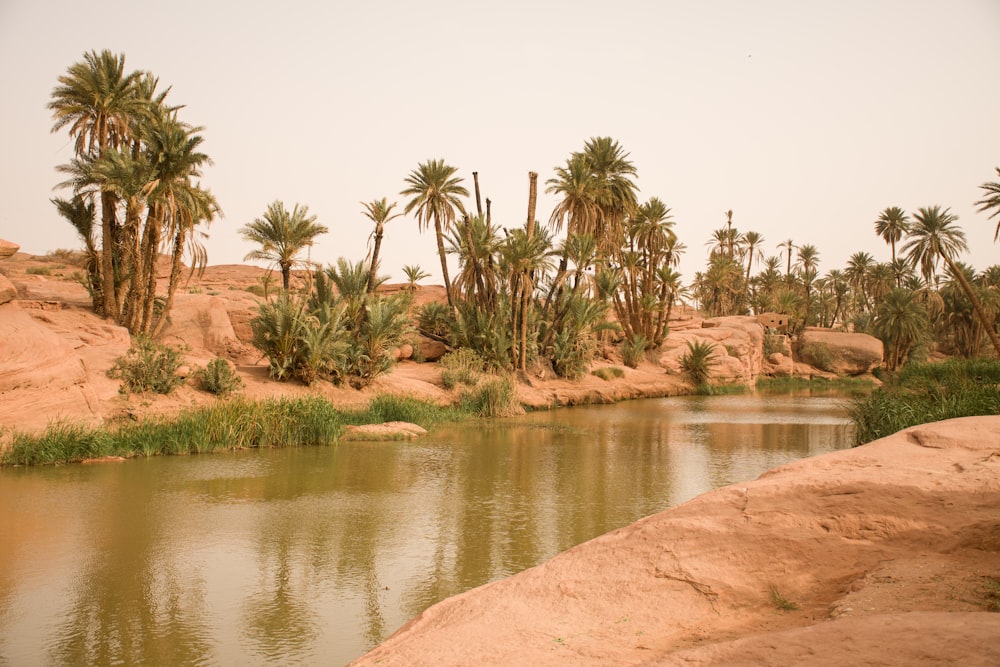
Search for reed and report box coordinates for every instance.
[849,358,1000,445]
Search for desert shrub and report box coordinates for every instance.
[679,340,718,390]
[417,301,453,340]
[107,335,185,394]
[592,366,625,381]
[460,375,520,417]
[194,357,244,395]
[621,334,647,369]
[798,341,834,372]
[26,266,52,276]
[763,334,786,357]
[547,293,613,379]
[439,348,484,389]
[452,299,513,372]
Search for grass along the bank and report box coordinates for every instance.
[849,358,1000,446]
[1,395,462,467]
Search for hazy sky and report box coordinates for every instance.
[2,0,998,285]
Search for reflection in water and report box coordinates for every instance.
[0,395,852,665]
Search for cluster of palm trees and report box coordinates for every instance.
[690,202,1000,370]
[49,50,220,335]
[50,51,999,379]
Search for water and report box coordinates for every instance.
[0,395,852,666]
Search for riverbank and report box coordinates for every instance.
[353,415,1000,666]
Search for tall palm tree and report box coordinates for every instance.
[874,206,910,286]
[241,201,328,291]
[845,251,876,312]
[901,205,1000,356]
[975,167,1000,241]
[360,198,402,294]
[401,159,468,307]
[545,153,601,237]
[49,50,147,319]
[742,230,765,284]
[778,239,796,280]
[580,136,638,259]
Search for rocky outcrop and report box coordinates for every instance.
[659,316,765,385]
[0,238,19,305]
[798,328,883,376]
[353,416,1000,666]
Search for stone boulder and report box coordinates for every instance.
[339,421,428,441]
[797,329,883,376]
[0,275,16,305]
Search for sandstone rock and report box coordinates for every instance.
[0,238,19,260]
[339,421,428,441]
[0,274,16,305]
[658,316,765,386]
[798,328,883,375]
[418,337,448,362]
[354,416,1000,666]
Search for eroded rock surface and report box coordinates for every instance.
[354,416,1000,666]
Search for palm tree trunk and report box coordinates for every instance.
[944,255,1000,357]
[152,225,187,337]
[367,225,383,294]
[519,173,539,371]
[433,216,454,308]
[473,171,483,217]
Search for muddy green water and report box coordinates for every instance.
[0,395,853,666]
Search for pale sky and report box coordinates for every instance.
[1,0,998,286]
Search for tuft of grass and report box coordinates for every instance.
[981,577,1000,612]
[438,348,484,389]
[592,366,625,381]
[25,266,52,276]
[621,334,648,369]
[459,375,520,417]
[769,585,799,611]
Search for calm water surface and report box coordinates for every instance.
[0,395,852,666]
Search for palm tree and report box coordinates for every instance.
[241,201,328,291]
[845,251,875,313]
[902,205,1000,356]
[975,167,1000,241]
[402,264,430,290]
[580,137,639,259]
[401,159,468,308]
[49,50,148,319]
[545,153,601,237]
[778,239,796,280]
[872,288,928,371]
[51,195,101,310]
[874,206,910,286]
[360,198,402,294]
[742,230,765,285]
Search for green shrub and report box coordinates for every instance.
[592,366,625,381]
[417,301,454,340]
[107,335,185,394]
[679,340,718,391]
[439,348,484,389]
[763,334,787,357]
[798,341,834,372]
[193,358,244,395]
[621,334,647,369]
